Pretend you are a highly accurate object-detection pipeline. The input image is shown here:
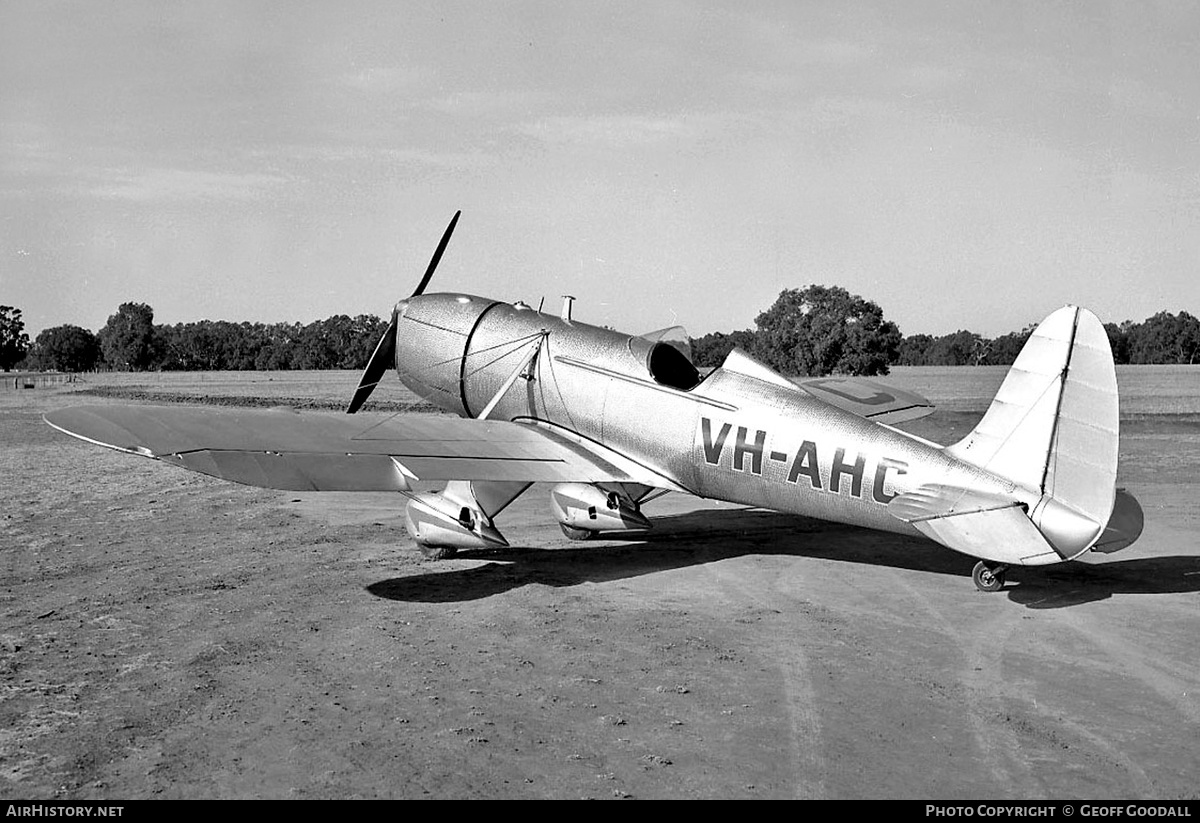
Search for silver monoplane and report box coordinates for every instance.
[46,213,1144,591]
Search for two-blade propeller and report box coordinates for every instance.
[346,210,461,414]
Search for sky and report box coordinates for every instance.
[2,1,1198,341]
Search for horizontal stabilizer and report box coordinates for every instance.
[889,483,1061,566]
[718,349,935,424]
[796,376,935,425]
[888,483,1023,522]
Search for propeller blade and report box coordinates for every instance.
[346,311,397,414]
[346,210,460,413]
[411,210,461,297]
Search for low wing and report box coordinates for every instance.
[45,405,684,493]
[795,376,934,424]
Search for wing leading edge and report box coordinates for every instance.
[45,405,682,493]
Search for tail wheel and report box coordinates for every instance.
[972,561,1007,592]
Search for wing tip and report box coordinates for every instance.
[44,408,158,457]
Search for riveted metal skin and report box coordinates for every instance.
[686,368,1036,539]
[398,296,710,490]
[391,292,1037,545]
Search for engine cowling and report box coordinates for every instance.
[393,294,500,417]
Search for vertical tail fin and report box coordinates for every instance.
[946,306,1119,558]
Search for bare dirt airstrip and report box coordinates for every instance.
[1,368,1198,800]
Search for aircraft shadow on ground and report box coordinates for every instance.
[365,506,1200,609]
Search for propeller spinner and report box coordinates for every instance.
[346,210,461,414]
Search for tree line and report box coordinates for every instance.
[691,288,1200,373]
[4,292,1199,376]
[6,303,388,373]
[889,315,1200,368]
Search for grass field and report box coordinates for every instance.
[43,369,433,411]
[18,362,1197,418]
[892,364,1200,415]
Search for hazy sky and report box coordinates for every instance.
[2,1,1197,340]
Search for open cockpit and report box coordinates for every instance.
[629,326,703,391]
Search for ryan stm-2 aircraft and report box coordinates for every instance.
[46,213,1144,592]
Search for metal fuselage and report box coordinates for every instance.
[393,293,1022,537]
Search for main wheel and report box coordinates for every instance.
[560,523,596,541]
[418,543,458,560]
[972,561,1006,592]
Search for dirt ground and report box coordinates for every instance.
[2,384,1198,799]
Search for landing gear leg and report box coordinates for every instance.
[972,561,1008,592]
